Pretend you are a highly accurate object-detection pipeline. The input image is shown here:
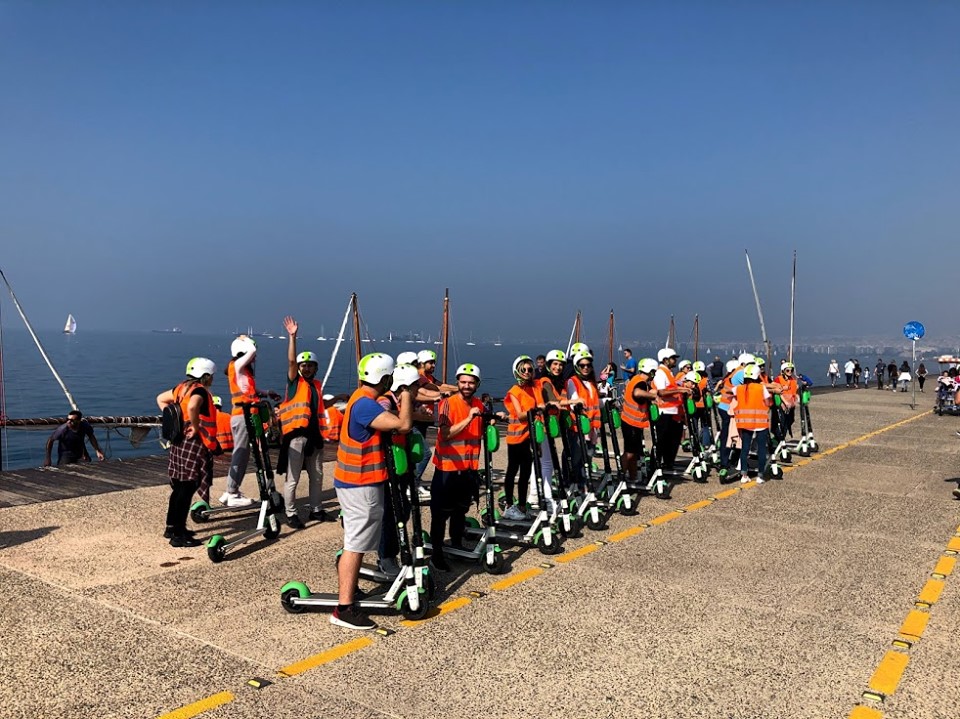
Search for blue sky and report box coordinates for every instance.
[1,2,957,343]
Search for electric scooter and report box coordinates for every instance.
[206,401,285,563]
[540,401,582,537]
[682,397,710,483]
[594,398,639,515]
[638,404,672,499]
[280,434,432,620]
[799,384,819,453]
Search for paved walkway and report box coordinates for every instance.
[1,387,957,719]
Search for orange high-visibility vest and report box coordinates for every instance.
[505,384,539,445]
[279,376,325,436]
[621,374,651,429]
[774,375,798,403]
[433,393,484,471]
[228,360,258,416]
[333,387,388,486]
[695,375,709,409]
[173,381,219,452]
[734,383,771,431]
[215,410,234,451]
[655,365,682,413]
[718,369,738,408]
[568,376,600,431]
[322,405,343,442]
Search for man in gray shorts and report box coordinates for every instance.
[331,353,413,631]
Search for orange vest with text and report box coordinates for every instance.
[228,360,258,416]
[568,375,601,431]
[734,383,771,431]
[279,376,325,436]
[215,410,234,451]
[505,384,539,445]
[322,405,343,442]
[433,393,484,471]
[174,381,219,452]
[621,374,651,429]
[333,387,388,485]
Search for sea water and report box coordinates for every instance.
[0,328,906,470]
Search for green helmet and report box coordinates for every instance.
[638,358,658,375]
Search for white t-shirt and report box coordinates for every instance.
[844,361,855,374]
[653,368,678,415]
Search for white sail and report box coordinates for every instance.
[317,324,326,341]
[63,314,76,334]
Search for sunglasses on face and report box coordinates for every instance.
[577,362,592,369]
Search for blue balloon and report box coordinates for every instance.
[903,321,925,340]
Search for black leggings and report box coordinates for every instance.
[504,442,532,508]
[166,480,200,532]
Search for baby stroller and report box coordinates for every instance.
[935,376,960,416]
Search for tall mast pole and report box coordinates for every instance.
[745,250,771,367]
[667,315,676,349]
[789,250,796,364]
[608,310,615,367]
[694,314,699,363]
[566,310,580,357]
[352,293,362,388]
[441,288,449,384]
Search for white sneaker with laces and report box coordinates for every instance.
[417,484,431,501]
[740,476,751,485]
[756,477,765,485]
[503,505,528,521]
[224,492,254,507]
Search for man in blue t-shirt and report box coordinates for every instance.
[620,348,638,381]
[44,410,105,466]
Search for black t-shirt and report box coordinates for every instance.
[709,360,725,379]
[51,420,95,462]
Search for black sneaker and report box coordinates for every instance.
[330,605,377,631]
[431,550,451,572]
[169,535,202,547]
[308,509,333,522]
[287,514,305,529]
[164,527,196,539]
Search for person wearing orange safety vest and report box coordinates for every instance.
[653,348,692,472]
[278,315,330,529]
[428,363,486,571]
[322,396,343,442]
[692,361,714,450]
[734,363,782,483]
[156,357,218,548]
[620,357,659,483]
[566,349,601,491]
[213,396,234,454]
[773,362,800,437]
[715,354,752,483]
[332,353,413,632]
[223,335,280,508]
[502,355,543,519]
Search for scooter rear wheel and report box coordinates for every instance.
[207,535,226,563]
[280,588,307,614]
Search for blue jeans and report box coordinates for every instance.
[413,428,432,480]
[739,429,769,474]
[718,409,732,468]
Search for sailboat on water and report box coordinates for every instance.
[63,314,76,335]
[493,336,502,347]
[466,332,476,347]
[316,324,327,341]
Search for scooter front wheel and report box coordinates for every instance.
[481,551,507,575]
[399,590,429,621]
[585,510,606,531]
[207,535,227,563]
[280,587,308,614]
[557,515,582,538]
[535,531,562,556]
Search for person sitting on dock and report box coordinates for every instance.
[43,410,105,466]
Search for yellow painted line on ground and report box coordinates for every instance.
[401,596,472,627]
[868,651,910,696]
[489,567,543,591]
[917,578,945,605]
[554,543,600,563]
[156,692,234,719]
[278,637,374,677]
[713,487,740,500]
[898,610,930,641]
[648,511,683,526]
[848,705,884,719]
[684,499,714,511]
[933,555,956,578]
[946,537,960,553]
[607,525,645,542]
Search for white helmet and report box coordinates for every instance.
[683,371,701,384]
[212,395,223,407]
[512,355,533,379]
[570,342,591,356]
[572,351,594,369]
[391,363,420,392]
[638,358,659,375]
[396,351,419,365]
[230,335,257,358]
[657,347,678,363]
[743,364,762,380]
[693,361,706,372]
[677,359,692,371]
[456,363,481,382]
[296,351,318,365]
[417,349,437,364]
[186,357,216,379]
[726,359,739,373]
[738,353,755,366]
[358,353,395,385]
[545,349,566,364]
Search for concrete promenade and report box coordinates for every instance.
[1,386,958,719]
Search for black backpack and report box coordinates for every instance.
[161,382,196,443]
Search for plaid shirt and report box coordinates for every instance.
[167,434,213,485]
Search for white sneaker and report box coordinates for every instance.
[740,476,751,484]
[756,477,765,485]
[503,505,528,521]
[223,492,254,507]
[417,484,432,502]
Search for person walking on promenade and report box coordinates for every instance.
[917,362,928,392]
[429,363,486,571]
[156,358,219,547]
[278,315,330,529]
[888,360,899,392]
[898,361,912,392]
[828,359,840,388]
[224,335,280,507]
[333,353,413,631]
[621,348,638,381]
[843,359,855,387]
[853,360,862,388]
[44,410,105,466]
[875,358,885,390]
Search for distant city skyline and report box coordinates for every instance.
[2,3,958,341]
